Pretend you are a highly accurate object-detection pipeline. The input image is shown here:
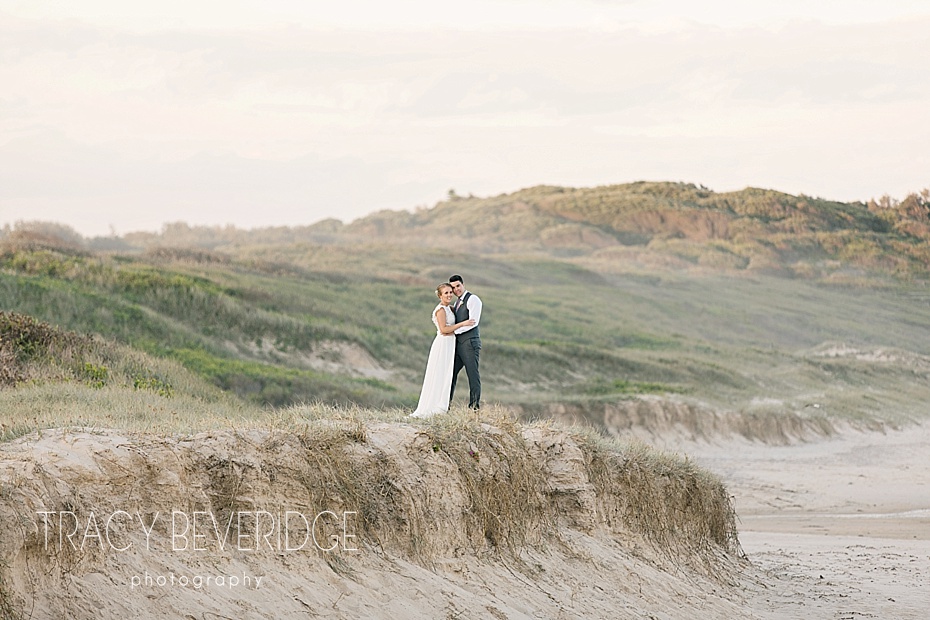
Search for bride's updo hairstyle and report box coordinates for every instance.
[436,282,452,298]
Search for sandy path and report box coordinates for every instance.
[682,421,930,618]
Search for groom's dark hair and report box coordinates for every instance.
[449,274,463,284]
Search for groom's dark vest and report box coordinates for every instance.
[454,292,480,343]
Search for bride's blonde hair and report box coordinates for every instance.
[436,282,453,298]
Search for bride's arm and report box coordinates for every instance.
[437,309,474,335]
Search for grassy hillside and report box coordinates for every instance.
[0,240,407,408]
[0,309,261,440]
[4,182,930,429]
[4,210,930,429]
[93,182,930,280]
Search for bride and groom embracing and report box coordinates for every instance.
[409,275,482,418]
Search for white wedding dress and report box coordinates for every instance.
[410,304,456,418]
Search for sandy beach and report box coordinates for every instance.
[686,420,930,619]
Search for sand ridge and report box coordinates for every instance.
[0,423,742,619]
[0,419,926,618]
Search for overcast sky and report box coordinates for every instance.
[2,1,928,237]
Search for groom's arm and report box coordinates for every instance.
[454,295,482,335]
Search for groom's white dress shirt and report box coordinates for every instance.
[453,291,482,335]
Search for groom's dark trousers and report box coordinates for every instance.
[451,292,481,409]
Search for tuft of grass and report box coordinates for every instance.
[410,406,551,554]
[0,570,22,620]
[570,425,740,564]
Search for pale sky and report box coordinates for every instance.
[2,1,929,237]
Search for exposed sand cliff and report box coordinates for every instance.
[1,409,927,619]
[0,420,742,619]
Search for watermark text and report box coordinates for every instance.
[36,510,358,553]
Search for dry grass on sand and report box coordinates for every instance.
[0,405,746,619]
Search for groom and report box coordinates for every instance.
[449,274,482,410]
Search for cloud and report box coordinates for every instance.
[1,9,929,236]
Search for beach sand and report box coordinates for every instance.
[685,421,930,619]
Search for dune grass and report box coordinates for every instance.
[257,404,739,562]
[0,382,254,441]
[0,401,741,615]
[4,230,930,425]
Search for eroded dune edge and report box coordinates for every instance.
[0,415,748,619]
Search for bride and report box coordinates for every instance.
[409,283,475,418]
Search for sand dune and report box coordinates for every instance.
[0,423,741,619]
[0,418,926,618]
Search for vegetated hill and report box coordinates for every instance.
[29,181,926,280]
[0,238,411,410]
[254,183,924,275]
[0,309,258,440]
[5,225,930,431]
[0,311,171,393]
[338,182,930,279]
[4,182,930,428]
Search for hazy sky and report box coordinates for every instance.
[2,1,928,237]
